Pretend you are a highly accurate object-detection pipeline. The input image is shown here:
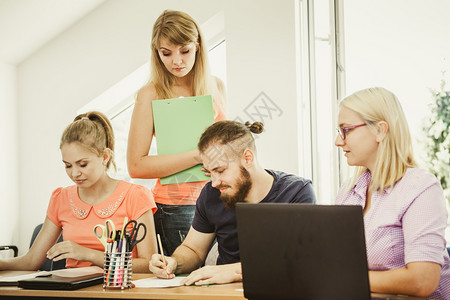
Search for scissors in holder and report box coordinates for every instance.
[93,219,116,250]
[124,220,147,252]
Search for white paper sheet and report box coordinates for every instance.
[0,271,50,284]
[133,276,186,288]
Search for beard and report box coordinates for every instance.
[219,166,252,209]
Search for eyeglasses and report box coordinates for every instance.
[336,123,366,140]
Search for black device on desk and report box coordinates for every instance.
[18,273,103,290]
[236,203,426,300]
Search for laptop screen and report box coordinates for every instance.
[236,203,371,300]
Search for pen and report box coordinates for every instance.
[117,237,126,286]
[114,239,122,286]
[121,217,128,239]
[123,247,129,287]
[157,234,167,267]
[107,241,117,285]
[106,238,112,253]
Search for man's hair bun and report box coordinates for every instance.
[244,121,264,134]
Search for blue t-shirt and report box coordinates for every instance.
[192,169,316,265]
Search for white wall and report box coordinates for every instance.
[15,0,299,253]
[343,0,450,154]
[224,1,299,174]
[0,63,19,253]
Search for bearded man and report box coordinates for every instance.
[149,120,316,285]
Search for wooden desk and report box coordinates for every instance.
[0,271,426,299]
[0,272,246,300]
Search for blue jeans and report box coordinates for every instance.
[154,203,196,256]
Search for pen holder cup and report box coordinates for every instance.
[103,251,133,289]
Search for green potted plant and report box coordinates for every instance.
[422,79,450,208]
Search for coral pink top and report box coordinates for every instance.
[152,101,226,205]
[47,180,157,268]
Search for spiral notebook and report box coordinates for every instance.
[152,95,214,185]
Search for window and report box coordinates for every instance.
[302,0,449,243]
[341,0,450,243]
[296,0,342,204]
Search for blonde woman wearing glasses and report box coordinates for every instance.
[335,87,449,299]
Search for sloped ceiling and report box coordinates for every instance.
[0,0,106,65]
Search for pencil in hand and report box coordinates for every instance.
[157,233,167,267]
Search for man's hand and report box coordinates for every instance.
[149,254,177,279]
[181,263,242,286]
[201,166,211,177]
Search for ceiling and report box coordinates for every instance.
[0,0,106,65]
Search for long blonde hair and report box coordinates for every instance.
[341,87,416,191]
[148,10,215,101]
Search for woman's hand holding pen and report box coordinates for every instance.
[149,254,177,279]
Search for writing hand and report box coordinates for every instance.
[149,254,177,279]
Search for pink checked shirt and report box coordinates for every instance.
[336,168,450,300]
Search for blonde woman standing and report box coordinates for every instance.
[127,10,226,256]
[335,87,450,299]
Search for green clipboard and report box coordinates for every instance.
[152,95,214,185]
